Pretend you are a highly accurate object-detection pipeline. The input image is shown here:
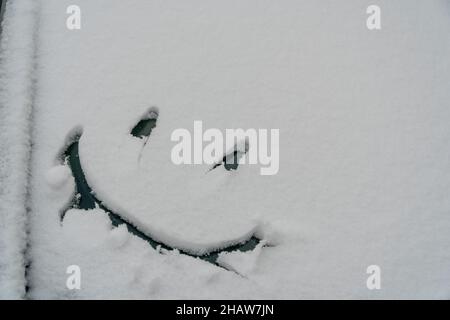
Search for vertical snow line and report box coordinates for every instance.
[0,0,40,299]
[23,0,42,299]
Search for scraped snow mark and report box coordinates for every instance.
[131,107,159,139]
[131,107,159,163]
[208,139,249,173]
[58,115,263,268]
[216,240,266,276]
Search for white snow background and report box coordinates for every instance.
[0,0,450,299]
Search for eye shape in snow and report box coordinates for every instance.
[131,108,159,139]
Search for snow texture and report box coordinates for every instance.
[45,165,71,190]
[0,0,38,299]
[1,0,450,299]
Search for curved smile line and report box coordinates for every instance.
[61,134,261,269]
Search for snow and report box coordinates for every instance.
[0,0,449,299]
[45,165,71,189]
[37,207,266,299]
[0,0,38,299]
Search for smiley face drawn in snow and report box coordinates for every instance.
[62,107,265,260]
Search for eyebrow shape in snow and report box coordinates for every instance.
[60,111,261,269]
